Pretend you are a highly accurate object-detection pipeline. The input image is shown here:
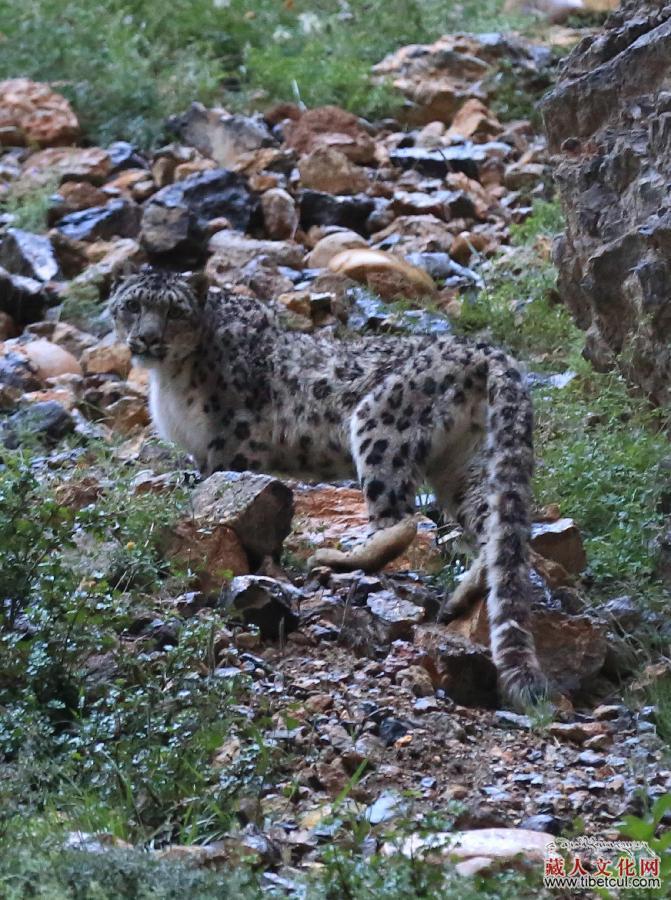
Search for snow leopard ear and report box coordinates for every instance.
[109,258,141,295]
[183,270,210,307]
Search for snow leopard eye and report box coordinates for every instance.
[125,298,140,314]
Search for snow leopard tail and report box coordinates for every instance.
[484,353,548,710]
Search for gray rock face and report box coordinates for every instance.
[56,199,142,242]
[141,168,256,258]
[0,228,61,282]
[541,1,671,405]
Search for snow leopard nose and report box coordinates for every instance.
[129,335,165,358]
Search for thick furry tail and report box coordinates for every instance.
[484,352,547,710]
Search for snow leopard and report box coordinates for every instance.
[110,269,547,709]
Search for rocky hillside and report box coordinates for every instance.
[0,8,669,898]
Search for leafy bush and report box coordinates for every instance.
[0,837,262,900]
[0,451,275,846]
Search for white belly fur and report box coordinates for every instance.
[149,371,212,465]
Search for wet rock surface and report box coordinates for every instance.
[542,0,671,404]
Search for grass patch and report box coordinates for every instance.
[1,177,58,233]
[0,0,530,146]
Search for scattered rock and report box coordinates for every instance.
[261,188,299,240]
[531,518,586,575]
[548,721,611,745]
[221,575,300,640]
[207,231,304,271]
[168,520,250,592]
[0,266,57,325]
[48,182,111,225]
[284,106,376,164]
[414,625,498,708]
[1,400,75,448]
[21,146,112,185]
[365,789,409,824]
[20,339,82,380]
[329,247,435,300]
[383,826,553,868]
[367,591,424,640]
[306,230,369,268]
[0,79,80,147]
[446,597,608,694]
[0,345,42,391]
[447,99,503,142]
[168,103,275,168]
[389,145,493,180]
[373,32,553,125]
[299,190,375,235]
[81,338,132,378]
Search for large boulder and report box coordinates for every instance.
[191,471,294,568]
[0,79,80,147]
[541,1,671,405]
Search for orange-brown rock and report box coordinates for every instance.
[54,181,110,214]
[530,518,586,575]
[21,147,112,186]
[0,79,80,147]
[103,395,150,434]
[21,338,82,381]
[167,520,250,592]
[284,106,376,165]
[370,214,454,255]
[81,338,132,378]
[306,230,368,268]
[298,146,369,195]
[105,169,153,196]
[447,99,503,143]
[446,596,607,693]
